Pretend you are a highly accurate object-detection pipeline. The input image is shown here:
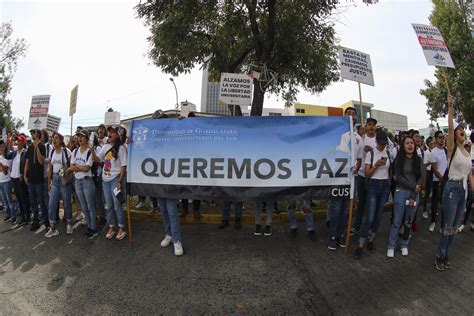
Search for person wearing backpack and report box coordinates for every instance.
[69,130,98,239]
[92,126,128,241]
[429,131,449,232]
[45,132,74,238]
[434,97,473,271]
[387,136,424,257]
[354,131,391,260]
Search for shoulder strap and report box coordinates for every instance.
[446,146,457,174]
[62,148,70,168]
[370,148,375,167]
[86,149,92,162]
[49,147,54,160]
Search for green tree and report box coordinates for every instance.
[420,0,474,126]
[0,22,28,133]
[136,0,376,116]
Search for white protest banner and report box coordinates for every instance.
[46,114,61,133]
[338,47,375,86]
[218,73,253,106]
[70,85,78,116]
[412,23,454,68]
[105,110,121,126]
[28,95,50,130]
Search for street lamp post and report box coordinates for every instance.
[169,78,179,115]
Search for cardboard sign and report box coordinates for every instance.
[218,73,253,106]
[412,23,455,68]
[339,47,375,86]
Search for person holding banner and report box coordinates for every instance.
[219,201,244,230]
[387,136,424,257]
[327,106,360,250]
[0,140,15,224]
[434,99,473,271]
[351,118,378,236]
[69,130,99,239]
[92,126,128,241]
[45,132,74,238]
[354,131,391,260]
[24,129,48,231]
[4,134,30,225]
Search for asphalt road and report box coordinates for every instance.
[0,214,473,315]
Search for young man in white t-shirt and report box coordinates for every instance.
[0,140,15,223]
[421,136,436,220]
[351,117,378,235]
[429,130,448,232]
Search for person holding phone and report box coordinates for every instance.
[92,126,128,241]
[354,131,391,260]
[386,136,424,257]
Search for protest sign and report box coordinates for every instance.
[338,47,375,86]
[412,23,455,68]
[128,116,353,200]
[27,95,50,130]
[218,73,253,106]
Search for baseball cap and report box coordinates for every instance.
[17,135,27,142]
[366,117,377,125]
[376,131,388,145]
[77,129,90,139]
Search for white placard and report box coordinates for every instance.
[338,47,375,86]
[28,95,50,130]
[70,85,78,116]
[218,73,253,106]
[46,114,61,133]
[412,23,455,68]
[105,111,121,126]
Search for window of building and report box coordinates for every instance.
[296,108,305,114]
[269,112,282,116]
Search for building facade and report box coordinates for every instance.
[200,68,231,116]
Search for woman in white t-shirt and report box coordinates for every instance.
[92,126,128,241]
[354,131,391,260]
[69,130,98,239]
[435,98,474,271]
[45,132,74,238]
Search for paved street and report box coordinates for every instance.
[0,214,473,315]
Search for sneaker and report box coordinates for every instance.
[80,218,87,226]
[328,238,337,251]
[135,201,146,209]
[264,225,272,236]
[105,228,115,239]
[387,249,395,258]
[254,224,262,236]
[444,256,451,269]
[234,218,242,230]
[45,228,59,238]
[30,222,40,231]
[87,230,99,240]
[3,216,12,223]
[116,229,127,240]
[350,227,360,236]
[429,222,436,232]
[290,228,298,238]
[435,256,445,271]
[367,241,376,253]
[457,224,465,233]
[338,239,347,248]
[401,248,408,256]
[66,224,73,235]
[353,247,363,260]
[161,235,172,247]
[307,230,317,241]
[174,241,184,256]
[422,212,429,219]
[218,220,229,229]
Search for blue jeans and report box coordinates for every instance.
[222,201,243,220]
[28,182,48,224]
[254,201,274,226]
[436,181,466,258]
[288,200,314,231]
[48,174,73,224]
[359,179,390,244]
[75,177,97,230]
[11,177,30,221]
[388,188,419,250]
[94,178,106,219]
[43,177,49,216]
[354,175,367,230]
[328,197,349,241]
[102,176,125,228]
[0,181,15,219]
[157,198,181,243]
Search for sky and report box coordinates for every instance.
[2,0,442,135]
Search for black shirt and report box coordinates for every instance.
[26,144,46,184]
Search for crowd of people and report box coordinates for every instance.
[0,104,473,269]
